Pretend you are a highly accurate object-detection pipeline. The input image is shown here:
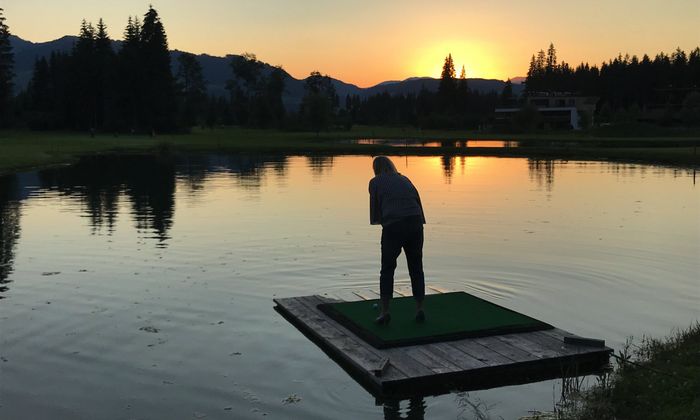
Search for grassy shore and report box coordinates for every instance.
[547,323,700,420]
[1,126,698,175]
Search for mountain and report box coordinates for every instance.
[9,35,523,110]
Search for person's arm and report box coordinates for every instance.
[412,181,426,224]
[369,178,381,225]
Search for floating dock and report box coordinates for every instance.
[274,288,612,398]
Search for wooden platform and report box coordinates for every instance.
[274,289,612,399]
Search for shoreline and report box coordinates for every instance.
[1,126,698,176]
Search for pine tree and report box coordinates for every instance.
[0,8,14,125]
[438,54,456,111]
[438,54,456,93]
[525,54,538,93]
[458,65,468,90]
[94,18,115,129]
[546,43,557,71]
[500,79,514,106]
[536,50,546,73]
[457,65,469,111]
[71,19,97,130]
[140,6,177,132]
[115,16,142,131]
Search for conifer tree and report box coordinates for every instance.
[546,43,557,71]
[458,65,468,91]
[94,18,115,129]
[457,65,469,111]
[116,16,142,131]
[438,54,456,112]
[176,52,206,127]
[438,54,456,94]
[0,8,14,125]
[140,6,177,132]
[500,79,514,106]
[72,19,97,129]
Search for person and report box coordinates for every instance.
[369,156,426,325]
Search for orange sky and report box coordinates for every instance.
[3,0,699,87]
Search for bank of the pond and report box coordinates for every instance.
[1,126,698,175]
[528,323,700,420]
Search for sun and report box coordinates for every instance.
[409,39,503,80]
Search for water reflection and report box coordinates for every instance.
[528,159,556,191]
[32,154,295,245]
[440,155,455,182]
[0,175,21,297]
[380,397,426,420]
[435,155,472,182]
[307,155,334,177]
[38,155,176,243]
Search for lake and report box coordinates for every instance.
[0,153,698,419]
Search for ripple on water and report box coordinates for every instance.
[0,156,697,420]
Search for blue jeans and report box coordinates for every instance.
[380,215,425,302]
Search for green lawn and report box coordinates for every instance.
[1,126,698,175]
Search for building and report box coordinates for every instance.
[495,93,599,130]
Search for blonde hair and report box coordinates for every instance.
[373,156,398,175]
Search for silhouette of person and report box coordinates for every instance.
[369,156,426,325]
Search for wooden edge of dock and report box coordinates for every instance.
[273,293,612,399]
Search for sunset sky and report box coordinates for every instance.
[3,0,699,87]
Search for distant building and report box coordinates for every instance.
[495,93,599,130]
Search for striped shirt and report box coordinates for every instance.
[369,173,426,226]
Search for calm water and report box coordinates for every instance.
[1,154,698,419]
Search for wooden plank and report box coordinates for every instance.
[525,331,575,355]
[421,342,487,371]
[365,289,382,298]
[445,340,514,367]
[427,285,452,294]
[472,335,536,362]
[323,289,359,302]
[496,333,563,359]
[402,347,457,374]
[393,287,409,297]
[537,329,613,355]
[352,290,375,301]
[564,336,605,348]
[276,297,399,382]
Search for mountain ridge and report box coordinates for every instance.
[9,34,524,110]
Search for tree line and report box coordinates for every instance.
[0,6,347,133]
[1,6,698,132]
[343,54,509,129]
[525,43,700,125]
[0,8,13,127]
[0,7,509,132]
[16,8,183,132]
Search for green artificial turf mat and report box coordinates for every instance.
[317,292,553,349]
